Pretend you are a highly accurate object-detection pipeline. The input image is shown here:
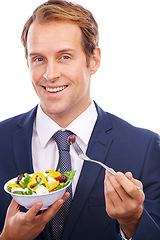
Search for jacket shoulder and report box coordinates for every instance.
[107,111,156,137]
[0,106,37,134]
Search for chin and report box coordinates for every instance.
[43,107,65,118]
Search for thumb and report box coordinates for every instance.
[125,172,143,190]
[7,199,20,217]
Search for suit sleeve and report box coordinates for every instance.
[126,133,160,239]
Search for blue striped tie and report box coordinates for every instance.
[50,130,72,240]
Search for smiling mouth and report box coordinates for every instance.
[44,85,67,93]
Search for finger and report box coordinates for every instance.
[61,192,70,201]
[131,178,143,190]
[115,172,144,199]
[42,192,70,222]
[7,199,20,216]
[107,171,130,202]
[116,172,134,192]
[125,172,143,190]
[125,171,133,180]
[104,172,125,218]
[105,171,123,204]
[105,195,116,218]
[104,175,116,207]
[25,202,43,222]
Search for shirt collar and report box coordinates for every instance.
[35,101,98,147]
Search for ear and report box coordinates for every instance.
[90,47,101,75]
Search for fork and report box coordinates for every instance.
[71,141,140,190]
[71,141,116,175]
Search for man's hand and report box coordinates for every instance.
[104,170,145,239]
[0,192,69,240]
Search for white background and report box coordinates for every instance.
[0,0,160,133]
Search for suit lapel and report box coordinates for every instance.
[12,106,53,238]
[11,103,114,239]
[62,103,114,239]
[12,107,37,175]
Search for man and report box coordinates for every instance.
[0,0,160,239]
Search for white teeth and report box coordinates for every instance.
[46,86,66,93]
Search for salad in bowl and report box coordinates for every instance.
[4,169,76,210]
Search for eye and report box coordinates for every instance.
[35,57,44,62]
[61,56,70,60]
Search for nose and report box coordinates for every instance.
[43,61,61,81]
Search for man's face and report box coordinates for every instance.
[27,20,100,127]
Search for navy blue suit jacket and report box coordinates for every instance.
[1,103,160,240]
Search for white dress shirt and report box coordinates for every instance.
[32,101,98,196]
[32,101,130,240]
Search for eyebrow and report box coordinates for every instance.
[57,48,75,54]
[28,48,76,57]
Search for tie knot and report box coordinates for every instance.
[53,130,72,151]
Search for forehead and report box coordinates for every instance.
[27,20,83,54]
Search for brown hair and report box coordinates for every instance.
[21,0,99,65]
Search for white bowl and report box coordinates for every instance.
[4,176,71,210]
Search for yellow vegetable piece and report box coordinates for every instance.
[44,170,61,178]
[27,172,49,189]
[27,180,35,189]
[8,183,22,188]
[48,181,60,192]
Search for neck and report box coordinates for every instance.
[41,101,92,128]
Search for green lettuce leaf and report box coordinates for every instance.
[20,173,32,188]
[55,170,76,191]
